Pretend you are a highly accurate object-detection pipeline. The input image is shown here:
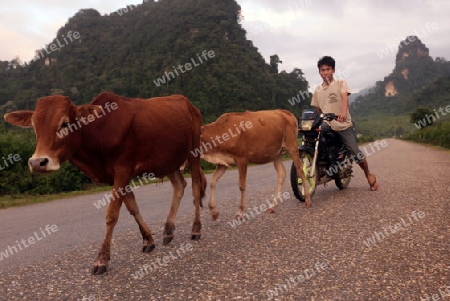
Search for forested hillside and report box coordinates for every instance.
[0,0,310,123]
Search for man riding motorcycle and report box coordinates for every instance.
[311,56,378,191]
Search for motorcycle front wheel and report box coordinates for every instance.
[290,151,318,202]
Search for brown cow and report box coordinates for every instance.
[4,91,206,275]
[195,110,311,220]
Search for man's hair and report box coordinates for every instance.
[317,56,335,69]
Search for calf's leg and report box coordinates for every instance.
[266,155,286,213]
[208,164,227,220]
[235,159,248,219]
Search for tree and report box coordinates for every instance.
[395,126,406,137]
[410,107,434,128]
[270,55,282,74]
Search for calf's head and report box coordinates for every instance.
[4,95,102,173]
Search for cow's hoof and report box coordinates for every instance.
[191,233,201,241]
[163,236,173,245]
[266,207,275,214]
[142,244,155,253]
[92,265,107,275]
[212,212,219,221]
[235,213,243,220]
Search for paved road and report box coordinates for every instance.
[0,139,448,301]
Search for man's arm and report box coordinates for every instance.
[338,92,348,122]
[311,91,323,115]
[338,80,351,122]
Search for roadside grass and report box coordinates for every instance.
[0,177,167,209]
[400,136,450,153]
[0,186,110,209]
[0,169,219,210]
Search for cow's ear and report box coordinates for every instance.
[4,111,34,128]
[75,105,103,118]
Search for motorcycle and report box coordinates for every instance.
[290,108,353,202]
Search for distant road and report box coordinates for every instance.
[0,139,449,301]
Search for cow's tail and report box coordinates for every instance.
[187,102,207,207]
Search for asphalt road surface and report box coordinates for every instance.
[0,138,448,301]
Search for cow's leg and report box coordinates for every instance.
[208,164,227,220]
[266,155,286,213]
[123,191,155,253]
[163,171,186,245]
[92,175,130,275]
[235,159,248,219]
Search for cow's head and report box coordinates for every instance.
[4,95,102,173]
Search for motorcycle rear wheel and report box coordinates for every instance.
[290,152,318,202]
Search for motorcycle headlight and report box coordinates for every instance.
[300,120,314,131]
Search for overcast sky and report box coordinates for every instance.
[1,0,449,92]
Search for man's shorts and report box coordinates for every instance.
[321,123,365,162]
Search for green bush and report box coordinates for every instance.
[0,130,92,195]
[403,122,450,149]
